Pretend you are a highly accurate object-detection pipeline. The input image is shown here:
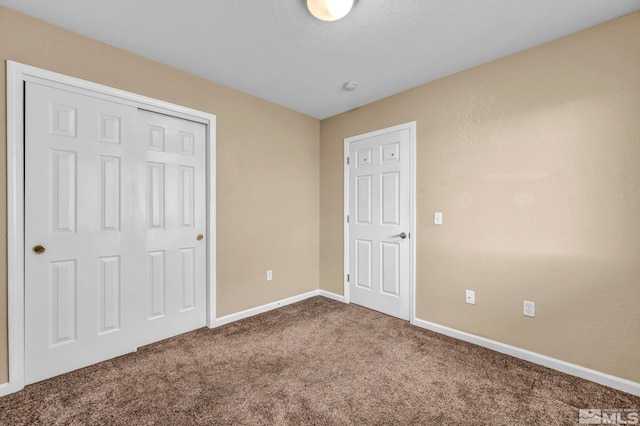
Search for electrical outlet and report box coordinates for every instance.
[523,300,535,317]
[465,290,475,305]
[266,270,273,281]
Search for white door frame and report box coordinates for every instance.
[3,61,217,396]
[343,122,416,323]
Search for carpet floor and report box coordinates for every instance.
[0,296,638,425]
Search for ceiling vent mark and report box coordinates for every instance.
[342,81,357,91]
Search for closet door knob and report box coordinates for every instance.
[32,245,46,254]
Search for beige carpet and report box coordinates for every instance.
[0,296,637,425]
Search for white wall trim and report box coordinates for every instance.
[3,60,28,397]
[343,140,350,304]
[213,291,321,328]
[213,290,345,328]
[4,60,217,396]
[318,290,345,303]
[343,122,417,324]
[413,318,640,397]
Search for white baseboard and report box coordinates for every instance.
[319,290,345,303]
[212,290,346,328]
[0,377,23,397]
[413,317,640,397]
[212,290,320,327]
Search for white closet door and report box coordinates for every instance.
[24,82,140,384]
[137,110,207,346]
[24,83,207,384]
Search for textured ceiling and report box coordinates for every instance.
[2,0,639,119]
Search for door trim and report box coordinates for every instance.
[3,60,217,396]
[343,122,416,323]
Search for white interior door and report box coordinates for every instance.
[24,82,206,384]
[348,127,412,320]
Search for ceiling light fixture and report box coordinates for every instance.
[307,0,355,22]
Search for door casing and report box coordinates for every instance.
[3,61,217,396]
[343,122,416,323]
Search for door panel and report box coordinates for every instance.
[49,260,77,345]
[179,248,196,311]
[381,242,400,296]
[98,255,121,334]
[349,128,411,320]
[381,172,400,225]
[50,150,77,233]
[147,250,167,319]
[99,156,121,232]
[137,110,207,347]
[25,83,139,384]
[356,175,372,224]
[356,239,372,290]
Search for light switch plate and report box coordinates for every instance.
[434,212,443,225]
[466,289,475,305]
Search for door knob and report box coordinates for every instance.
[32,245,46,254]
[392,232,407,239]
[196,234,204,241]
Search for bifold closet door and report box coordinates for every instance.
[24,82,206,384]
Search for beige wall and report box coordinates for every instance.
[0,7,320,384]
[320,12,640,382]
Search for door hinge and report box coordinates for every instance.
[347,215,349,223]
[347,156,350,165]
[347,274,350,282]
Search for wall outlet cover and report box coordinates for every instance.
[465,289,475,305]
[524,300,535,317]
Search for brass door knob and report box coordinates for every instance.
[196,234,204,241]
[32,245,46,254]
